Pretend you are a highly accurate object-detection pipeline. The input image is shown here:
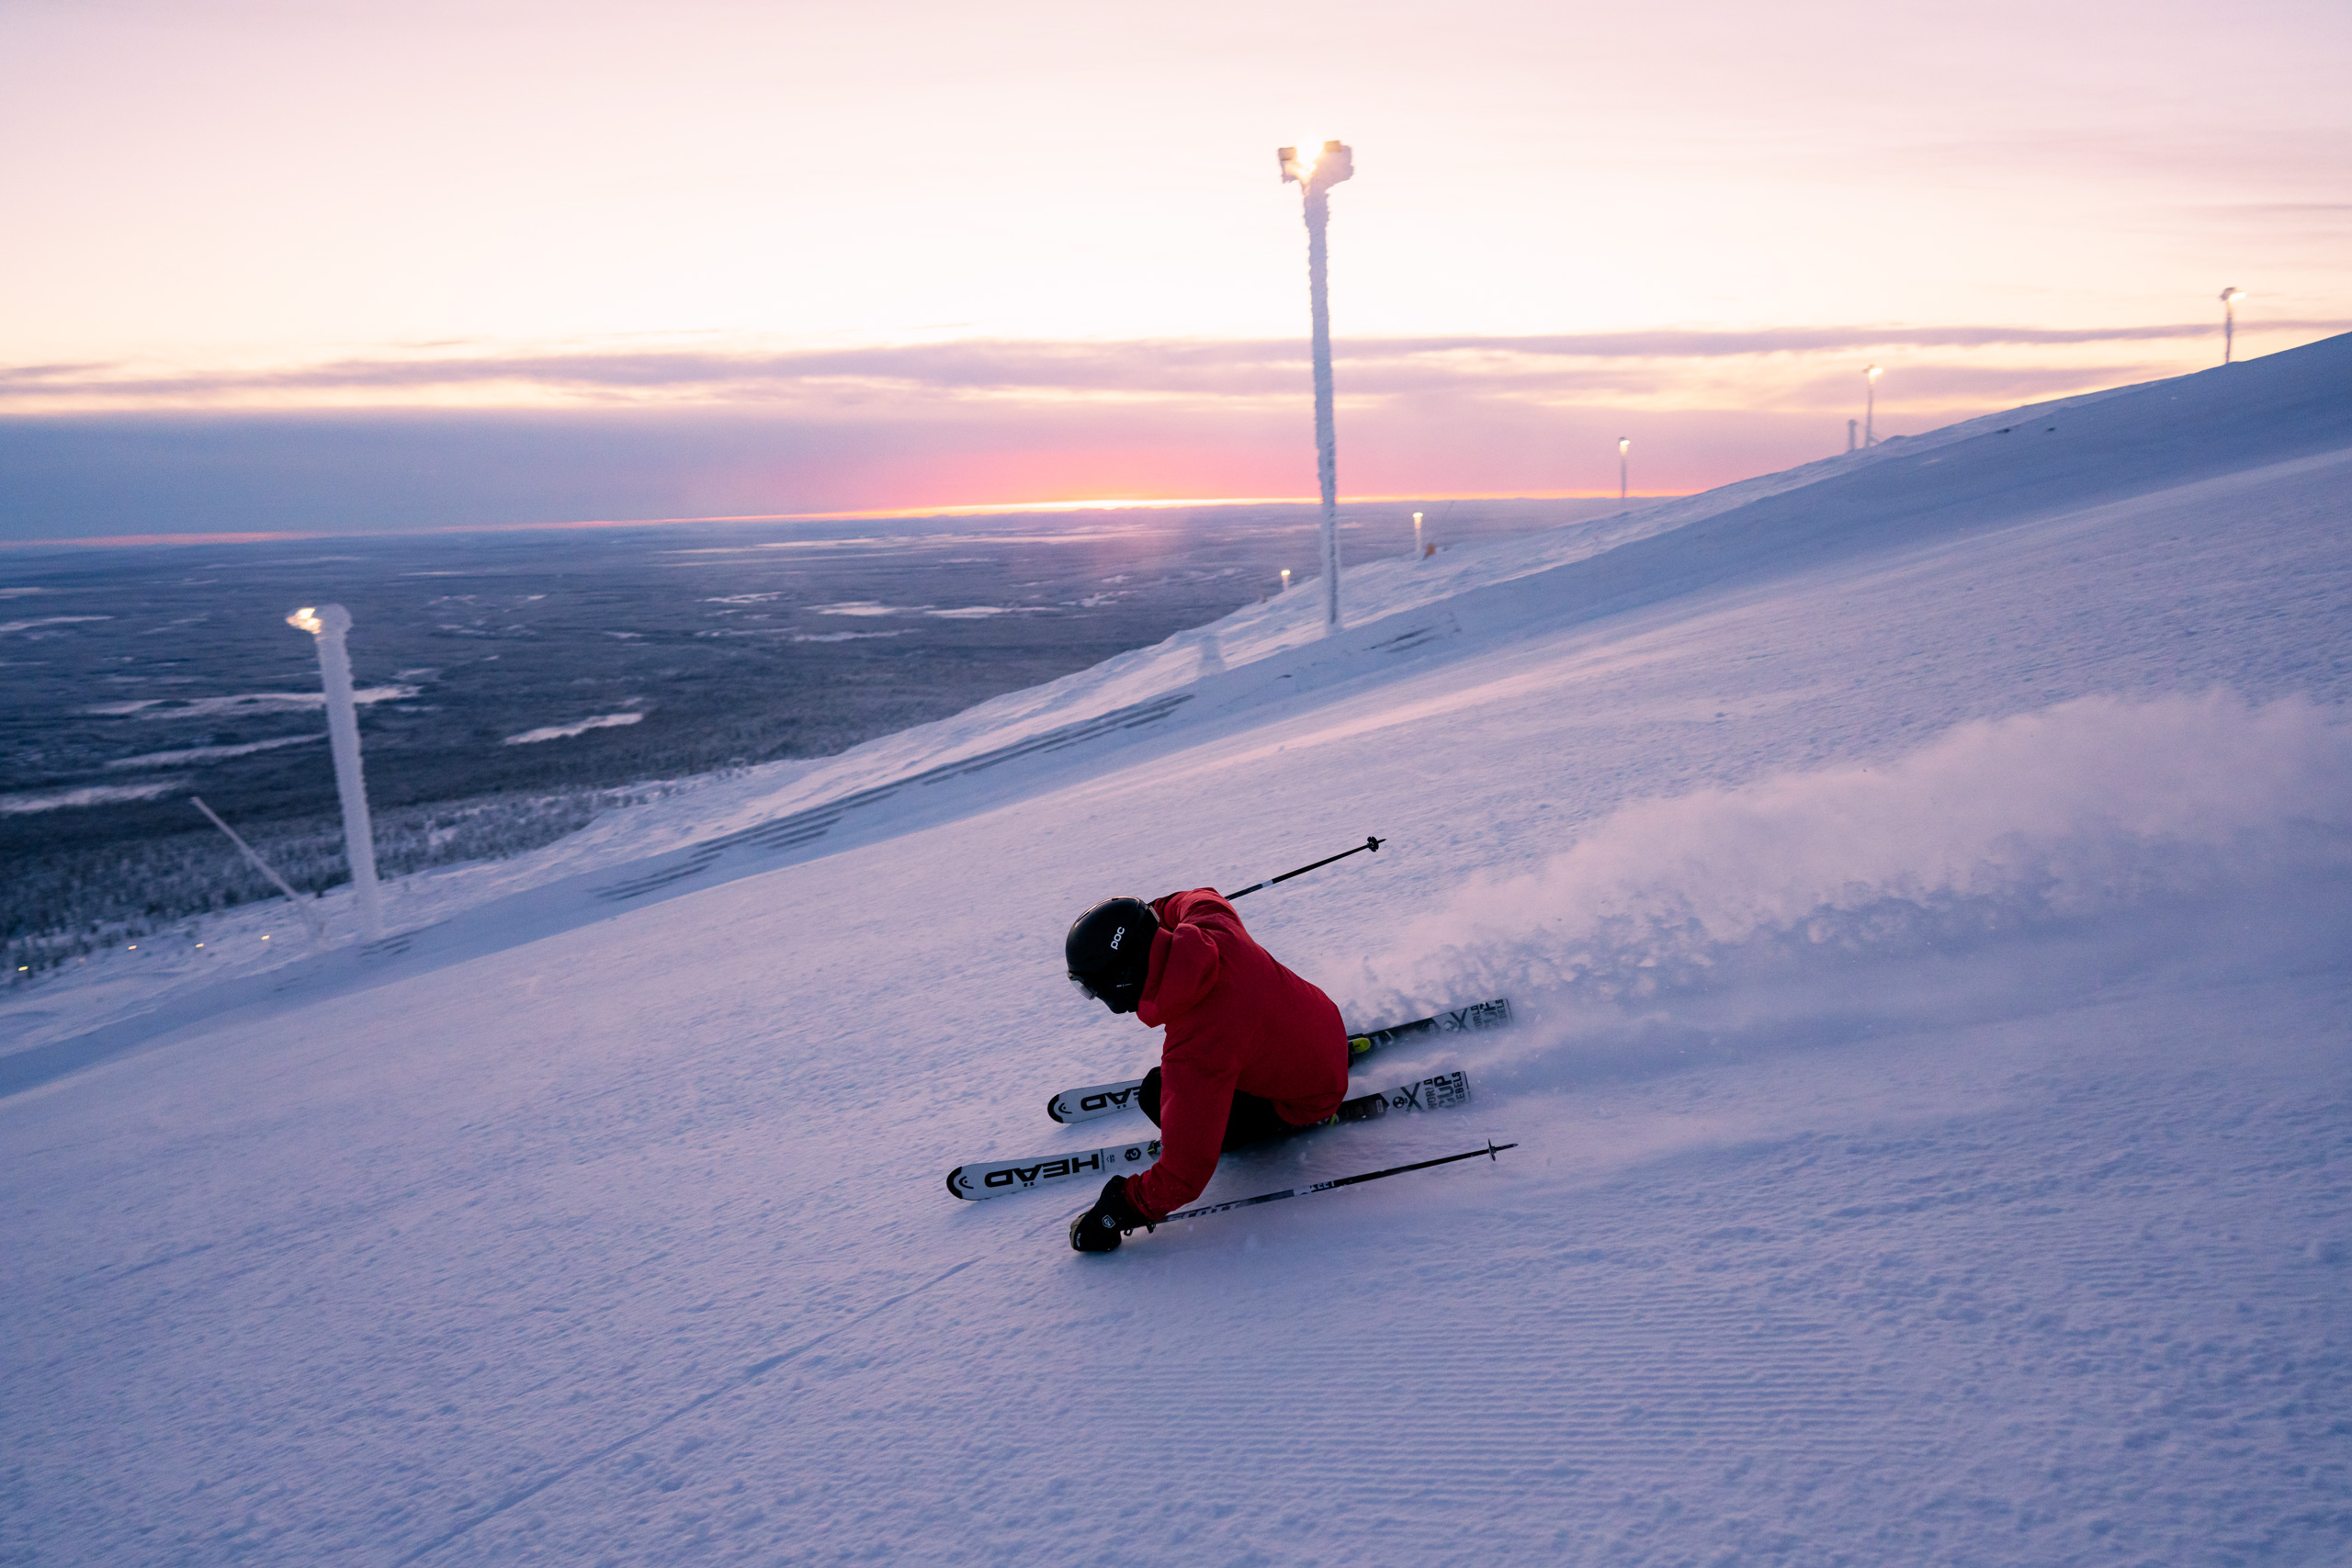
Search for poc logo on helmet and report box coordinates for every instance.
[1110,927,1126,950]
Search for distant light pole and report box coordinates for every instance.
[287,604,383,941]
[1279,138,1354,635]
[1864,364,1883,446]
[1618,437,1630,503]
[2221,288,2245,365]
[1411,511,1424,561]
[1847,418,1859,454]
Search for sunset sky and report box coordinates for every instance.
[4,0,2346,537]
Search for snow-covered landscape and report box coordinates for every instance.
[6,335,2349,1564]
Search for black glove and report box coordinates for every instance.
[1068,1175,1156,1254]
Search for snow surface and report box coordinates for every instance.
[5,338,2351,1565]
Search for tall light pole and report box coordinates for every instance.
[287,604,383,941]
[1411,510,1424,561]
[1864,364,1883,446]
[1279,139,1354,635]
[2221,288,2245,365]
[1618,436,1630,503]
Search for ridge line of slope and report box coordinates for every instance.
[666,334,2351,852]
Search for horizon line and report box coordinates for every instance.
[0,490,1696,549]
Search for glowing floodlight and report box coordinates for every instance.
[1279,141,1352,188]
[1276,137,1356,634]
[2221,287,2245,365]
[286,602,383,941]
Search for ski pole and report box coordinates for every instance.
[1223,835,1383,899]
[1162,1139,1515,1223]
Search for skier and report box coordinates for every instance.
[1062,888,1351,1252]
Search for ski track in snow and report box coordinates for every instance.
[383,1258,978,1566]
[3,336,2350,1565]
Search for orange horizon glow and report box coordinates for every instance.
[769,488,1690,523]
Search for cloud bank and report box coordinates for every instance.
[7,325,2342,541]
[9,321,2330,413]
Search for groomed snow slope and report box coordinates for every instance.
[6,337,2350,1566]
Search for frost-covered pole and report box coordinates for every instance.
[287,604,383,941]
[1279,140,1353,634]
[1411,511,1423,561]
[1306,180,1340,631]
[1618,436,1630,503]
[2221,287,2244,365]
[1864,364,1882,446]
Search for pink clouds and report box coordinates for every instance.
[7,321,2324,414]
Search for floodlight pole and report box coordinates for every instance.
[1280,140,1354,635]
[286,603,383,941]
[1411,510,1424,561]
[2221,288,2244,365]
[1618,437,1630,503]
[1864,364,1883,446]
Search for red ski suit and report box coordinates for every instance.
[1124,889,1349,1221]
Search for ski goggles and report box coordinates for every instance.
[1069,967,1141,1003]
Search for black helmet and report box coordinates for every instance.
[1065,897,1158,1014]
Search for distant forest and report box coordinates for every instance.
[3,501,1607,978]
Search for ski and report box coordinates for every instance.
[1354,1068,1474,1116]
[1345,997,1511,1061]
[946,1136,1162,1201]
[1044,1077,1148,1125]
[1044,997,1510,1123]
[952,1070,1474,1201]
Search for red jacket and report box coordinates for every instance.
[1123,889,1348,1220]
